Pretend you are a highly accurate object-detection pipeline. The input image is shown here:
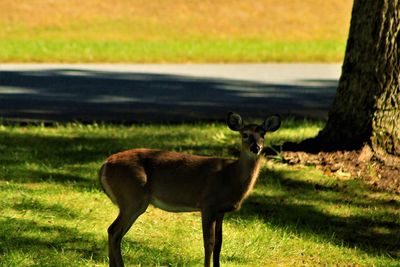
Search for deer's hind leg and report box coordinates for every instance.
[108,201,148,267]
[103,165,150,267]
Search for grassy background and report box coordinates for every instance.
[0,0,352,62]
[1,121,399,266]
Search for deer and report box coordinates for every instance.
[99,112,281,267]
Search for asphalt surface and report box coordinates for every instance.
[0,64,341,123]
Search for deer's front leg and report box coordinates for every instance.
[201,210,217,267]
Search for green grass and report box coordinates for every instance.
[0,120,399,266]
[0,39,345,63]
[0,0,352,62]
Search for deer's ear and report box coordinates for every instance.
[262,115,281,132]
[227,112,244,131]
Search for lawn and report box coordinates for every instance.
[0,0,352,62]
[0,120,399,266]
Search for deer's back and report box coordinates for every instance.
[105,148,234,211]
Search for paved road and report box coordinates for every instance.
[0,64,341,123]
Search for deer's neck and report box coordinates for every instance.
[235,151,263,198]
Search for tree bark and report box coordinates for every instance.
[286,0,399,165]
[370,1,400,165]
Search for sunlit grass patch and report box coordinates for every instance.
[0,39,346,63]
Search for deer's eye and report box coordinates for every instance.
[242,133,249,139]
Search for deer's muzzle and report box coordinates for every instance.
[250,144,261,154]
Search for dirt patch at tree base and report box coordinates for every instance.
[282,145,400,194]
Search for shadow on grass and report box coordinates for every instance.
[12,198,79,220]
[229,167,400,259]
[0,130,126,190]
[0,191,202,266]
[0,217,105,264]
[0,217,198,266]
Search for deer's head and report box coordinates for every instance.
[227,112,281,156]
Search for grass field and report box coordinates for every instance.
[1,121,399,266]
[0,0,353,62]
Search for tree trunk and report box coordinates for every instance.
[290,0,399,165]
[370,1,400,165]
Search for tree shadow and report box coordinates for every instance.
[228,167,400,258]
[0,68,337,123]
[0,131,121,190]
[0,216,106,265]
[0,215,204,266]
[12,198,79,220]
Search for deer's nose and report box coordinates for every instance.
[250,144,261,154]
